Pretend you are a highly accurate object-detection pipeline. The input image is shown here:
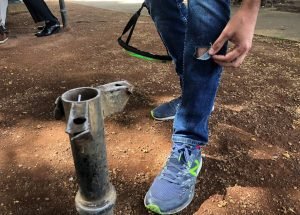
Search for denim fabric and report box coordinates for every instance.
[145,0,230,145]
[145,0,187,78]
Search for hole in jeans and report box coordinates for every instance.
[195,47,211,61]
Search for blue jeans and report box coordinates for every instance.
[145,0,230,145]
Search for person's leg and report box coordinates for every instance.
[145,0,230,213]
[23,0,60,37]
[145,0,187,120]
[172,0,230,145]
[0,0,8,44]
[0,0,8,26]
[145,0,187,77]
[23,0,58,23]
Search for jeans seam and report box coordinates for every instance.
[180,1,189,97]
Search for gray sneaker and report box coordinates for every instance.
[144,142,203,214]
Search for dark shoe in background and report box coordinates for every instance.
[35,21,61,37]
[0,25,8,44]
[151,97,181,121]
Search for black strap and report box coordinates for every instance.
[118,3,172,62]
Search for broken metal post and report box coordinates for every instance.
[58,81,133,215]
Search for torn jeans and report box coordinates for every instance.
[145,0,230,145]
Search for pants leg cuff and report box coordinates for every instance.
[172,135,207,146]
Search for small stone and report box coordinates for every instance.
[251,137,256,141]
[217,200,227,208]
[18,164,23,168]
[69,177,74,182]
[37,125,42,129]
[45,198,50,201]
[142,149,149,153]
[282,151,291,159]
[8,81,12,85]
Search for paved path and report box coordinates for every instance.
[66,0,300,41]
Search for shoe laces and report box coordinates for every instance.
[160,143,200,185]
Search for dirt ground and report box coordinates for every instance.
[0,3,299,215]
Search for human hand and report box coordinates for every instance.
[208,0,261,68]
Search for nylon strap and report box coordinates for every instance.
[118,3,172,62]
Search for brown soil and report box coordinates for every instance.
[0,3,299,215]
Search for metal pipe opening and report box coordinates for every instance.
[62,87,99,102]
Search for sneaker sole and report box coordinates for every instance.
[144,188,195,215]
[150,110,175,121]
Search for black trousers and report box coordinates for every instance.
[23,0,57,23]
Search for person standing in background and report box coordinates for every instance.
[0,0,8,44]
[23,0,60,37]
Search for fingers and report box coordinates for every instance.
[214,52,248,68]
[208,30,230,55]
[212,46,242,62]
[212,41,252,68]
